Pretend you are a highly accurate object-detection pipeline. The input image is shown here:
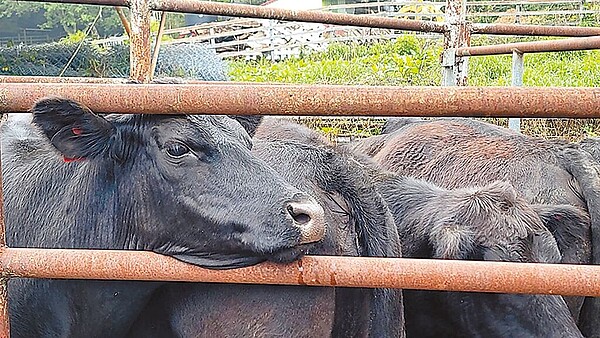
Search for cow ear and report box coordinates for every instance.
[532,204,590,237]
[532,204,591,263]
[31,97,115,160]
[228,115,263,137]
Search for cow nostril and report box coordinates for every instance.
[286,201,326,244]
[287,204,312,225]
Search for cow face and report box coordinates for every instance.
[379,177,583,337]
[419,182,583,337]
[30,97,326,269]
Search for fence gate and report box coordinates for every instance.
[1,0,600,336]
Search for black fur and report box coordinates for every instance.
[32,97,114,160]
[3,98,326,337]
[127,118,404,338]
[376,174,583,337]
[351,117,594,335]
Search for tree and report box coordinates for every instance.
[0,1,124,37]
[0,0,269,41]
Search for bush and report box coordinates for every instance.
[0,42,225,79]
[0,42,113,77]
[227,35,600,141]
[228,35,443,86]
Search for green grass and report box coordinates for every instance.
[227,35,443,86]
[227,35,600,87]
[226,35,600,141]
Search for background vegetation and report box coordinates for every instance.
[1,0,598,141]
[227,35,600,141]
[0,0,265,42]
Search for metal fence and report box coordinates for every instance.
[453,32,600,131]
[0,40,227,80]
[93,0,600,60]
[1,0,600,336]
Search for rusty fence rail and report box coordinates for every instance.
[18,0,448,33]
[456,35,600,56]
[2,0,600,336]
[471,23,600,37]
[14,0,600,37]
[2,248,600,297]
[2,83,600,118]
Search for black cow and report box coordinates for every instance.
[250,119,584,337]
[376,174,584,337]
[251,119,584,337]
[127,117,405,337]
[2,99,327,337]
[352,117,599,335]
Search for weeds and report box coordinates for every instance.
[227,36,600,141]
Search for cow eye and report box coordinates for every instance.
[165,142,190,158]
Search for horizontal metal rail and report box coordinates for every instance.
[21,0,446,33]
[153,1,448,33]
[18,0,598,37]
[2,83,600,118]
[0,76,275,86]
[471,23,600,37]
[0,76,130,84]
[322,0,600,9]
[2,248,600,296]
[470,9,598,17]
[456,35,600,56]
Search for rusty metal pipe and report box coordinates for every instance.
[16,0,446,33]
[442,0,469,86]
[2,249,600,296]
[471,23,600,37]
[0,76,130,84]
[129,0,152,83]
[16,0,600,37]
[150,1,447,33]
[115,6,132,37]
[456,35,600,56]
[0,280,8,338]
[2,83,600,118]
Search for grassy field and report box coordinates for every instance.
[226,35,600,141]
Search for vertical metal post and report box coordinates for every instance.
[579,0,584,26]
[115,6,132,37]
[442,0,470,86]
[0,121,9,337]
[509,50,524,132]
[150,11,167,80]
[129,0,152,83]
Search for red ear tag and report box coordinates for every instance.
[72,127,83,135]
[63,156,85,163]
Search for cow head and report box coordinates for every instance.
[30,97,326,269]
[426,181,582,337]
[379,177,583,337]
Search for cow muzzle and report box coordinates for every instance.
[286,200,327,244]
